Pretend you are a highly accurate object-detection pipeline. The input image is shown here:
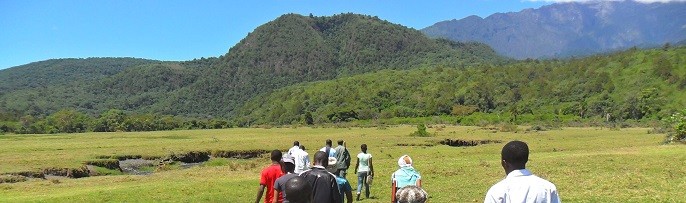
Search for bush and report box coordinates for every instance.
[665,110,686,143]
[410,124,431,137]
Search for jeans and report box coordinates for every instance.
[357,171,370,197]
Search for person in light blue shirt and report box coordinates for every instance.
[327,157,353,203]
[319,139,336,157]
[391,154,421,203]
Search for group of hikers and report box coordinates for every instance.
[254,139,560,203]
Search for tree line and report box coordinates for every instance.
[0,109,230,134]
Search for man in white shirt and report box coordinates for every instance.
[287,141,300,157]
[293,145,311,174]
[485,140,560,203]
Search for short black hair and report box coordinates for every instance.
[326,139,332,146]
[271,150,283,162]
[360,144,367,152]
[299,145,306,150]
[314,151,328,167]
[285,176,312,203]
[283,162,295,173]
[294,141,300,146]
[501,140,529,166]
[337,140,344,145]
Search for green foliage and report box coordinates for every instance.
[236,46,686,126]
[202,158,230,167]
[90,166,124,176]
[410,124,431,137]
[666,109,686,143]
[46,109,89,133]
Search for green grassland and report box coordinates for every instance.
[0,126,684,202]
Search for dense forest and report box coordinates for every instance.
[0,13,684,134]
[236,46,686,126]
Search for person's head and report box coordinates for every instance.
[360,144,367,153]
[395,185,428,203]
[325,139,332,147]
[271,150,283,163]
[313,151,328,167]
[398,155,413,168]
[285,176,312,203]
[501,140,529,174]
[299,145,306,150]
[293,141,300,146]
[281,156,296,173]
[337,140,344,146]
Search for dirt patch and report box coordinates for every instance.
[0,175,27,184]
[211,149,269,159]
[439,139,502,147]
[84,159,122,171]
[42,167,90,178]
[8,171,45,179]
[170,151,210,163]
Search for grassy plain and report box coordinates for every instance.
[0,125,684,202]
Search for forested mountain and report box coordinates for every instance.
[236,46,686,125]
[421,0,686,59]
[0,13,502,120]
[0,58,157,96]
[158,13,504,117]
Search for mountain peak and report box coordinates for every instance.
[422,0,686,59]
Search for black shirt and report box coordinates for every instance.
[299,166,342,203]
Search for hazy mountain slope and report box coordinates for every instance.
[422,1,686,59]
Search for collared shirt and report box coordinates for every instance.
[287,146,300,157]
[485,169,560,203]
[293,149,311,174]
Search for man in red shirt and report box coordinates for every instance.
[255,150,284,203]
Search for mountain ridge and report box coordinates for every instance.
[421,0,686,59]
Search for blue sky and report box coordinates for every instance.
[0,0,557,70]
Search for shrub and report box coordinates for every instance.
[410,124,431,137]
[665,110,686,143]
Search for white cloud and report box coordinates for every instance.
[525,0,686,3]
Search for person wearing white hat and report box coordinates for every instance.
[273,156,298,203]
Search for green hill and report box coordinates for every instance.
[0,13,502,121]
[158,13,504,117]
[235,46,686,125]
